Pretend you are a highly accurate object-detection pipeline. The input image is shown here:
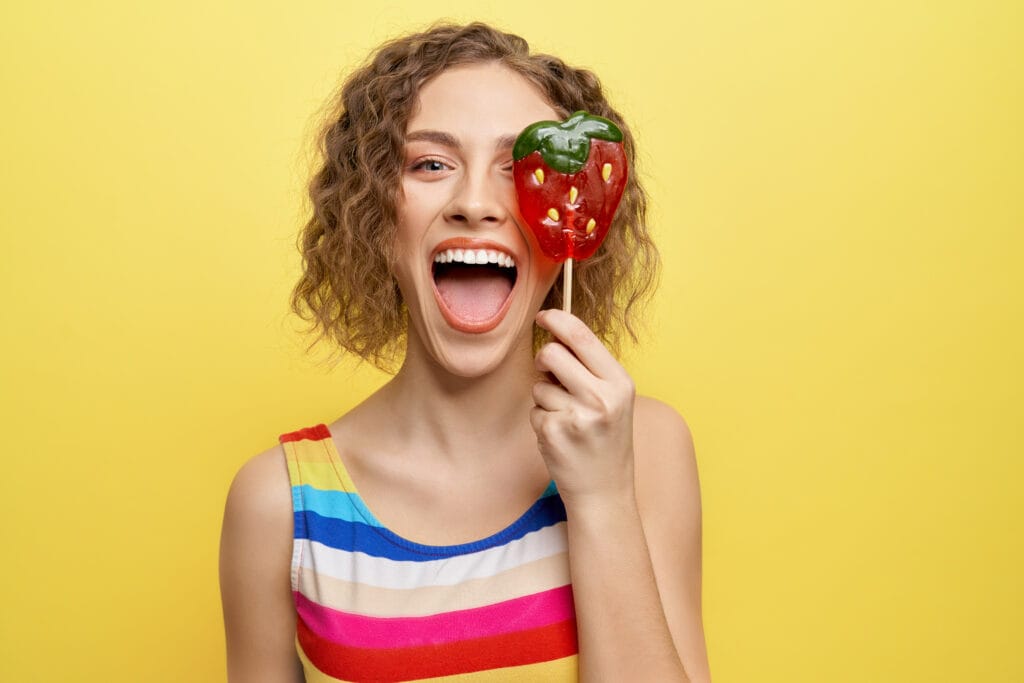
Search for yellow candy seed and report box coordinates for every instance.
[534,168,544,183]
[586,218,597,234]
[547,208,560,221]
[569,186,578,204]
[602,163,612,181]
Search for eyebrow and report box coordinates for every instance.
[495,134,518,151]
[405,130,519,151]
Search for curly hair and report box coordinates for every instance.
[291,22,659,370]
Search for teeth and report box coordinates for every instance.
[433,247,516,268]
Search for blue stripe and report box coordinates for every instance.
[292,484,382,526]
[294,493,567,560]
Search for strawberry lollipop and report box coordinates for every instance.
[513,111,628,313]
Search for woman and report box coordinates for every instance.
[220,22,710,683]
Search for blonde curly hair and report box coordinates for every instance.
[291,22,659,370]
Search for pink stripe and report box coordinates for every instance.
[294,584,575,648]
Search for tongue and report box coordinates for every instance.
[435,266,512,322]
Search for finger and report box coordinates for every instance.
[529,405,546,435]
[535,341,596,397]
[535,309,624,382]
[529,406,563,452]
[532,378,573,412]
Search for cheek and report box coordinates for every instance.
[394,195,426,259]
[396,182,443,245]
[539,260,562,297]
[392,195,435,301]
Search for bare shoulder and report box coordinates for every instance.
[219,442,293,589]
[632,395,700,513]
[633,394,694,445]
[223,444,293,528]
[219,443,303,682]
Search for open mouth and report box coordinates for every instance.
[431,246,518,333]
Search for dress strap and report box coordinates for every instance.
[280,424,358,495]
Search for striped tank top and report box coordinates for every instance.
[281,425,579,682]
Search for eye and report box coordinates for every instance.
[410,157,452,173]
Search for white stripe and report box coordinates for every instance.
[295,551,572,617]
[295,521,569,590]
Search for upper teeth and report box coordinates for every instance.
[433,248,516,268]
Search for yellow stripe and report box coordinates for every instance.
[284,441,303,491]
[284,436,358,492]
[419,655,578,681]
[297,551,571,617]
[291,461,357,492]
[289,439,335,462]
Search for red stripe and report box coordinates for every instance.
[297,615,578,682]
[294,585,575,648]
[280,424,331,442]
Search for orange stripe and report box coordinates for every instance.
[281,424,331,442]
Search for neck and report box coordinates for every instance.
[376,330,540,465]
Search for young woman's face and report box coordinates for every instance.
[394,61,562,377]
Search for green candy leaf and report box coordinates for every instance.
[513,111,624,174]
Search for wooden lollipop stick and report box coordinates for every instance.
[562,257,573,315]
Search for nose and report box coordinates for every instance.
[443,166,509,229]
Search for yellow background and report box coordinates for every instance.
[1,1,1020,681]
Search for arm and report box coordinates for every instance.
[532,310,710,682]
[219,447,305,683]
[634,396,712,682]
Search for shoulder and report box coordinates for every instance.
[632,395,701,520]
[633,395,694,445]
[220,443,293,584]
[219,442,294,604]
[223,443,293,530]
[219,442,303,681]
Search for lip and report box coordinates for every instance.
[430,237,520,334]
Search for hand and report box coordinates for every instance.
[530,308,637,509]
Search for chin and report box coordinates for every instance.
[419,308,537,379]
[435,347,512,379]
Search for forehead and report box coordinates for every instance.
[406,62,559,138]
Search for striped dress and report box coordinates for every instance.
[282,425,579,682]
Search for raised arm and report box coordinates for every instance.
[532,309,710,682]
[219,447,305,683]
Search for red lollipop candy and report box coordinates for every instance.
[513,111,628,312]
